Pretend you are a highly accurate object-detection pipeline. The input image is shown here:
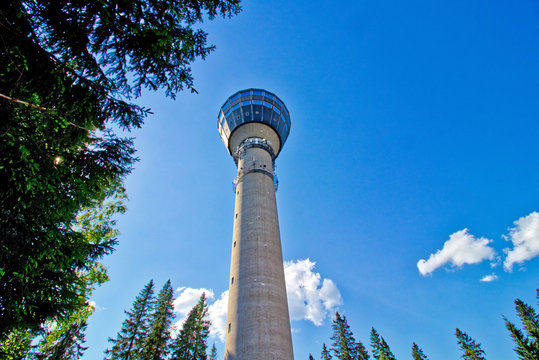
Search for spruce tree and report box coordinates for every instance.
[504,289,539,360]
[34,304,94,360]
[357,341,370,360]
[322,343,333,360]
[411,343,428,360]
[141,280,175,360]
[309,354,316,360]
[105,280,155,359]
[369,328,395,360]
[39,319,89,359]
[209,343,217,360]
[455,328,486,360]
[379,337,396,360]
[330,312,361,360]
[171,293,211,360]
[370,328,381,360]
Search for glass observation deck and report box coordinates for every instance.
[217,88,291,156]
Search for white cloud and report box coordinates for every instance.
[171,287,228,342]
[503,211,539,272]
[417,229,496,276]
[172,287,214,335]
[170,259,342,343]
[208,291,228,342]
[284,258,343,326]
[480,274,498,282]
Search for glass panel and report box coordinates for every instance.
[252,104,262,120]
[233,103,240,111]
[252,90,262,95]
[275,98,283,107]
[230,94,239,102]
[223,100,230,110]
[241,91,250,97]
[253,100,262,105]
[233,109,242,125]
[263,101,273,109]
[242,103,251,121]
[241,100,250,106]
[264,93,274,100]
[222,118,230,135]
[226,109,232,118]
[263,106,272,124]
[274,107,280,115]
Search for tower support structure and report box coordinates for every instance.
[217,89,293,360]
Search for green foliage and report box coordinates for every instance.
[0,0,241,339]
[369,328,394,360]
[171,293,211,360]
[504,289,539,360]
[411,343,428,360]
[357,341,370,360]
[141,280,175,360]
[0,329,33,359]
[105,280,156,359]
[209,343,217,360]
[35,305,92,359]
[322,343,333,360]
[330,312,367,360]
[456,328,486,360]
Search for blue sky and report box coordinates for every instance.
[85,1,539,359]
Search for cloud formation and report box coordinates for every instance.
[480,274,498,282]
[170,258,343,342]
[503,211,539,272]
[417,229,496,276]
[207,291,228,342]
[172,287,214,335]
[284,258,343,326]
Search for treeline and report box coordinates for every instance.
[105,279,216,360]
[0,279,217,360]
[309,289,539,360]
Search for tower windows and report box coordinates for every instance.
[231,277,234,284]
[234,241,236,247]
[228,323,231,333]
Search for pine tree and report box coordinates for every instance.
[455,328,486,360]
[141,280,175,360]
[411,343,428,360]
[309,354,316,360]
[370,328,381,360]
[39,319,89,359]
[330,312,362,360]
[33,304,94,360]
[171,293,211,360]
[379,337,396,360]
[209,343,217,360]
[504,289,539,360]
[357,341,370,360]
[105,280,155,359]
[369,328,394,360]
[322,343,333,360]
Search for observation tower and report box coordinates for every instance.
[217,89,293,360]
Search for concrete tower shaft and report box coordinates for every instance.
[218,89,293,360]
[226,139,293,359]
